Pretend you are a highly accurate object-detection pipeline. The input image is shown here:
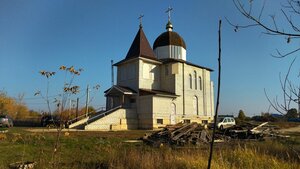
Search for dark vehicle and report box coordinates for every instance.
[0,115,13,127]
[41,115,64,128]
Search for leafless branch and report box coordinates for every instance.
[281,9,300,32]
[271,47,300,58]
[265,56,299,114]
[270,14,279,31]
[259,0,266,20]
[230,0,300,58]
[286,0,300,14]
[225,17,258,32]
[264,89,285,114]
[232,0,300,37]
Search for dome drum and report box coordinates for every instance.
[154,45,186,60]
[153,28,186,60]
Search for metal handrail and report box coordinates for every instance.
[66,107,106,125]
[86,105,122,124]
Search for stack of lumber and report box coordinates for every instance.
[143,122,212,146]
[220,122,288,140]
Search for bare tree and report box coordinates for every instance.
[228,0,300,114]
[36,66,82,168]
[264,57,300,114]
[227,0,300,58]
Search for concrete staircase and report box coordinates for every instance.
[66,108,105,129]
[67,106,138,130]
[84,106,138,130]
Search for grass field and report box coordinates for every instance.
[0,127,299,169]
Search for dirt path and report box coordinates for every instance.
[26,128,84,132]
[279,125,300,133]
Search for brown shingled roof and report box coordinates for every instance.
[153,31,186,50]
[125,27,156,60]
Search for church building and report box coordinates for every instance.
[84,15,214,130]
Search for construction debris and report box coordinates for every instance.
[142,122,216,147]
[9,161,36,169]
[142,122,289,147]
[219,122,289,140]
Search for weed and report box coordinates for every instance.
[0,128,299,169]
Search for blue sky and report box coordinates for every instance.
[0,0,299,116]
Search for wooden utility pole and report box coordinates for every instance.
[85,85,90,117]
[111,60,114,86]
[76,97,79,120]
[207,20,222,169]
[68,99,72,119]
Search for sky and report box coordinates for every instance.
[0,0,299,116]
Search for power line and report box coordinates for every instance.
[12,94,60,100]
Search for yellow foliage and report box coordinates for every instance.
[0,92,33,119]
[0,134,7,140]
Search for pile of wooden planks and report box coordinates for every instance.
[219,122,288,140]
[142,122,288,147]
[142,122,212,147]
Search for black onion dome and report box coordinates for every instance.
[153,31,186,50]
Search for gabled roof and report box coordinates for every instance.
[125,27,157,61]
[114,56,162,66]
[104,85,136,96]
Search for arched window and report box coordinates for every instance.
[194,71,197,90]
[189,74,192,89]
[193,96,198,115]
[199,76,202,90]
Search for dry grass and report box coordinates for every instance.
[271,122,300,128]
[0,127,299,169]
[99,142,299,169]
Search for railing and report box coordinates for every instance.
[66,107,106,126]
[86,105,122,124]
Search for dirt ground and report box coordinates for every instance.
[24,122,300,135]
[26,128,85,132]
[279,125,300,133]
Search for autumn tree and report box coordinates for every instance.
[286,108,298,118]
[238,109,246,121]
[0,91,34,119]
